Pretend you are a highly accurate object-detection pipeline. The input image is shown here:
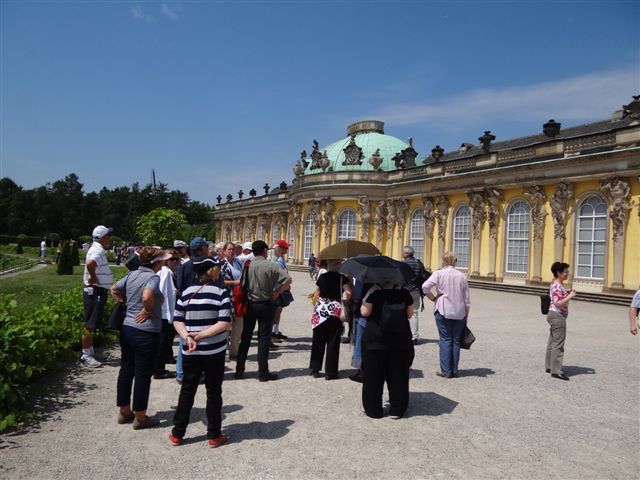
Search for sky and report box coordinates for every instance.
[1,0,638,204]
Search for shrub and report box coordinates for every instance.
[70,240,80,266]
[0,291,117,430]
[78,235,92,244]
[57,241,73,275]
[15,241,23,254]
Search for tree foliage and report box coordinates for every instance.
[136,208,187,247]
[0,174,214,241]
[56,241,73,275]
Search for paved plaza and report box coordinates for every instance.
[0,271,638,479]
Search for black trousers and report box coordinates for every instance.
[172,352,225,439]
[154,320,175,374]
[362,347,415,418]
[309,316,342,376]
[236,301,274,375]
[117,326,160,411]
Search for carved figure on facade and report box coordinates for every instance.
[550,181,573,239]
[299,150,309,169]
[246,217,257,241]
[600,176,632,241]
[422,196,437,236]
[322,198,334,243]
[484,187,503,239]
[289,201,302,229]
[392,138,418,169]
[236,218,245,241]
[394,199,408,240]
[342,134,364,166]
[310,140,322,170]
[357,196,372,241]
[374,200,387,239]
[467,190,486,240]
[386,201,397,241]
[434,196,449,242]
[309,200,322,235]
[524,185,547,241]
[369,149,383,171]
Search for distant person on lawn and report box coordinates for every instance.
[80,226,114,368]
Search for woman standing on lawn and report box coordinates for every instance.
[110,247,171,429]
[169,256,232,447]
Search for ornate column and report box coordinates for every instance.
[422,196,437,269]
[289,201,302,262]
[236,218,245,242]
[600,176,632,288]
[435,196,449,267]
[484,187,503,280]
[322,197,334,246]
[394,199,409,258]
[246,216,257,243]
[357,196,372,242]
[374,201,387,252]
[550,181,573,262]
[524,185,547,282]
[310,200,322,258]
[468,190,486,276]
[386,201,397,256]
[223,220,232,242]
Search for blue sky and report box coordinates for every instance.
[1,1,638,204]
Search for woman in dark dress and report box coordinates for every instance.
[360,284,414,419]
[309,260,352,380]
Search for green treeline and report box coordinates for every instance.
[0,174,214,241]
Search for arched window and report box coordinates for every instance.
[337,209,356,242]
[288,223,295,261]
[505,201,530,273]
[272,223,280,243]
[257,224,264,240]
[453,205,471,269]
[409,209,425,260]
[303,213,313,260]
[576,195,607,279]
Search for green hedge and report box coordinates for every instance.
[0,290,117,431]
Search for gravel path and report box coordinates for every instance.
[1,272,638,479]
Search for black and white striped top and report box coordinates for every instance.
[174,282,231,356]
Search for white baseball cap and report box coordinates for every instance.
[92,225,113,239]
[242,242,253,251]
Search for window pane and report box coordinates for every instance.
[575,195,607,278]
[577,265,590,277]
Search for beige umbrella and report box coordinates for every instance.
[318,239,380,260]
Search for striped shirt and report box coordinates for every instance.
[174,282,231,356]
[83,242,113,288]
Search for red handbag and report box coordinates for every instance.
[233,260,250,317]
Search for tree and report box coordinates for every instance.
[136,208,187,246]
[57,241,73,275]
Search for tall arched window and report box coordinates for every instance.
[409,209,425,260]
[505,201,530,273]
[288,223,296,261]
[257,224,264,240]
[453,205,471,269]
[576,195,607,279]
[272,223,280,242]
[337,209,356,242]
[303,213,314,260]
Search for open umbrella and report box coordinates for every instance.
[318,239,380,260]
[338,254,416,285]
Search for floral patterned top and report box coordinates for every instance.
[549,281,569,317]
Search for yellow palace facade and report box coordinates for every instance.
[214,96,640,296]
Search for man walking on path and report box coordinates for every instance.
[235,240,291,382]
[401,245,430,344]
[81,225,114,367]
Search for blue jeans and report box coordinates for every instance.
[434,311,465,376]
[351,319,366,369]
[176,337,184,381]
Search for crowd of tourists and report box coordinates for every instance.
[80,224,640,445]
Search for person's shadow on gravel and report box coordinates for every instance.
[222,419,294,443]
[405,392,458,417]
[563,365,595,377]
[456,368,495,378]
[154,403,244,427]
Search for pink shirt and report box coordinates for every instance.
[422,266,470,320]
[549,281,569,317]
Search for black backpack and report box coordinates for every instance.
[379,294,409,333]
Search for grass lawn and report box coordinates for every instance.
[0,264,128,314]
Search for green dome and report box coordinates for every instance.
[302,121,409,174]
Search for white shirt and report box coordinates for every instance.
[422,266,470,320]
[158,266,177,323]
[83,242,113,288]
[40,241,46,250]
[237,252,254,266]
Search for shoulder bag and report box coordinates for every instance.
[106,275,128,331]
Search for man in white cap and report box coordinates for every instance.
[81,225,114,367]
[237,242,254,266]
[173,240,189,264]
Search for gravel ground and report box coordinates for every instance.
[1,271,638,479]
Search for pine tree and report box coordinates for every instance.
[70,240,80,266]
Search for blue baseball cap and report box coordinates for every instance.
[189,237,208,251]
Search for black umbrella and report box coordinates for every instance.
[338,254,416,285]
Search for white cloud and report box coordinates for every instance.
[161,4,181,21]
[369,67,639,130]
[131,4,153,23]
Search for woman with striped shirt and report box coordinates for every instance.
[169,256,232,447]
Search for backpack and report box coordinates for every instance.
[379,293,409,333]
[233,260,251,317]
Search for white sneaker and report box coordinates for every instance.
[80,355,102,368]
